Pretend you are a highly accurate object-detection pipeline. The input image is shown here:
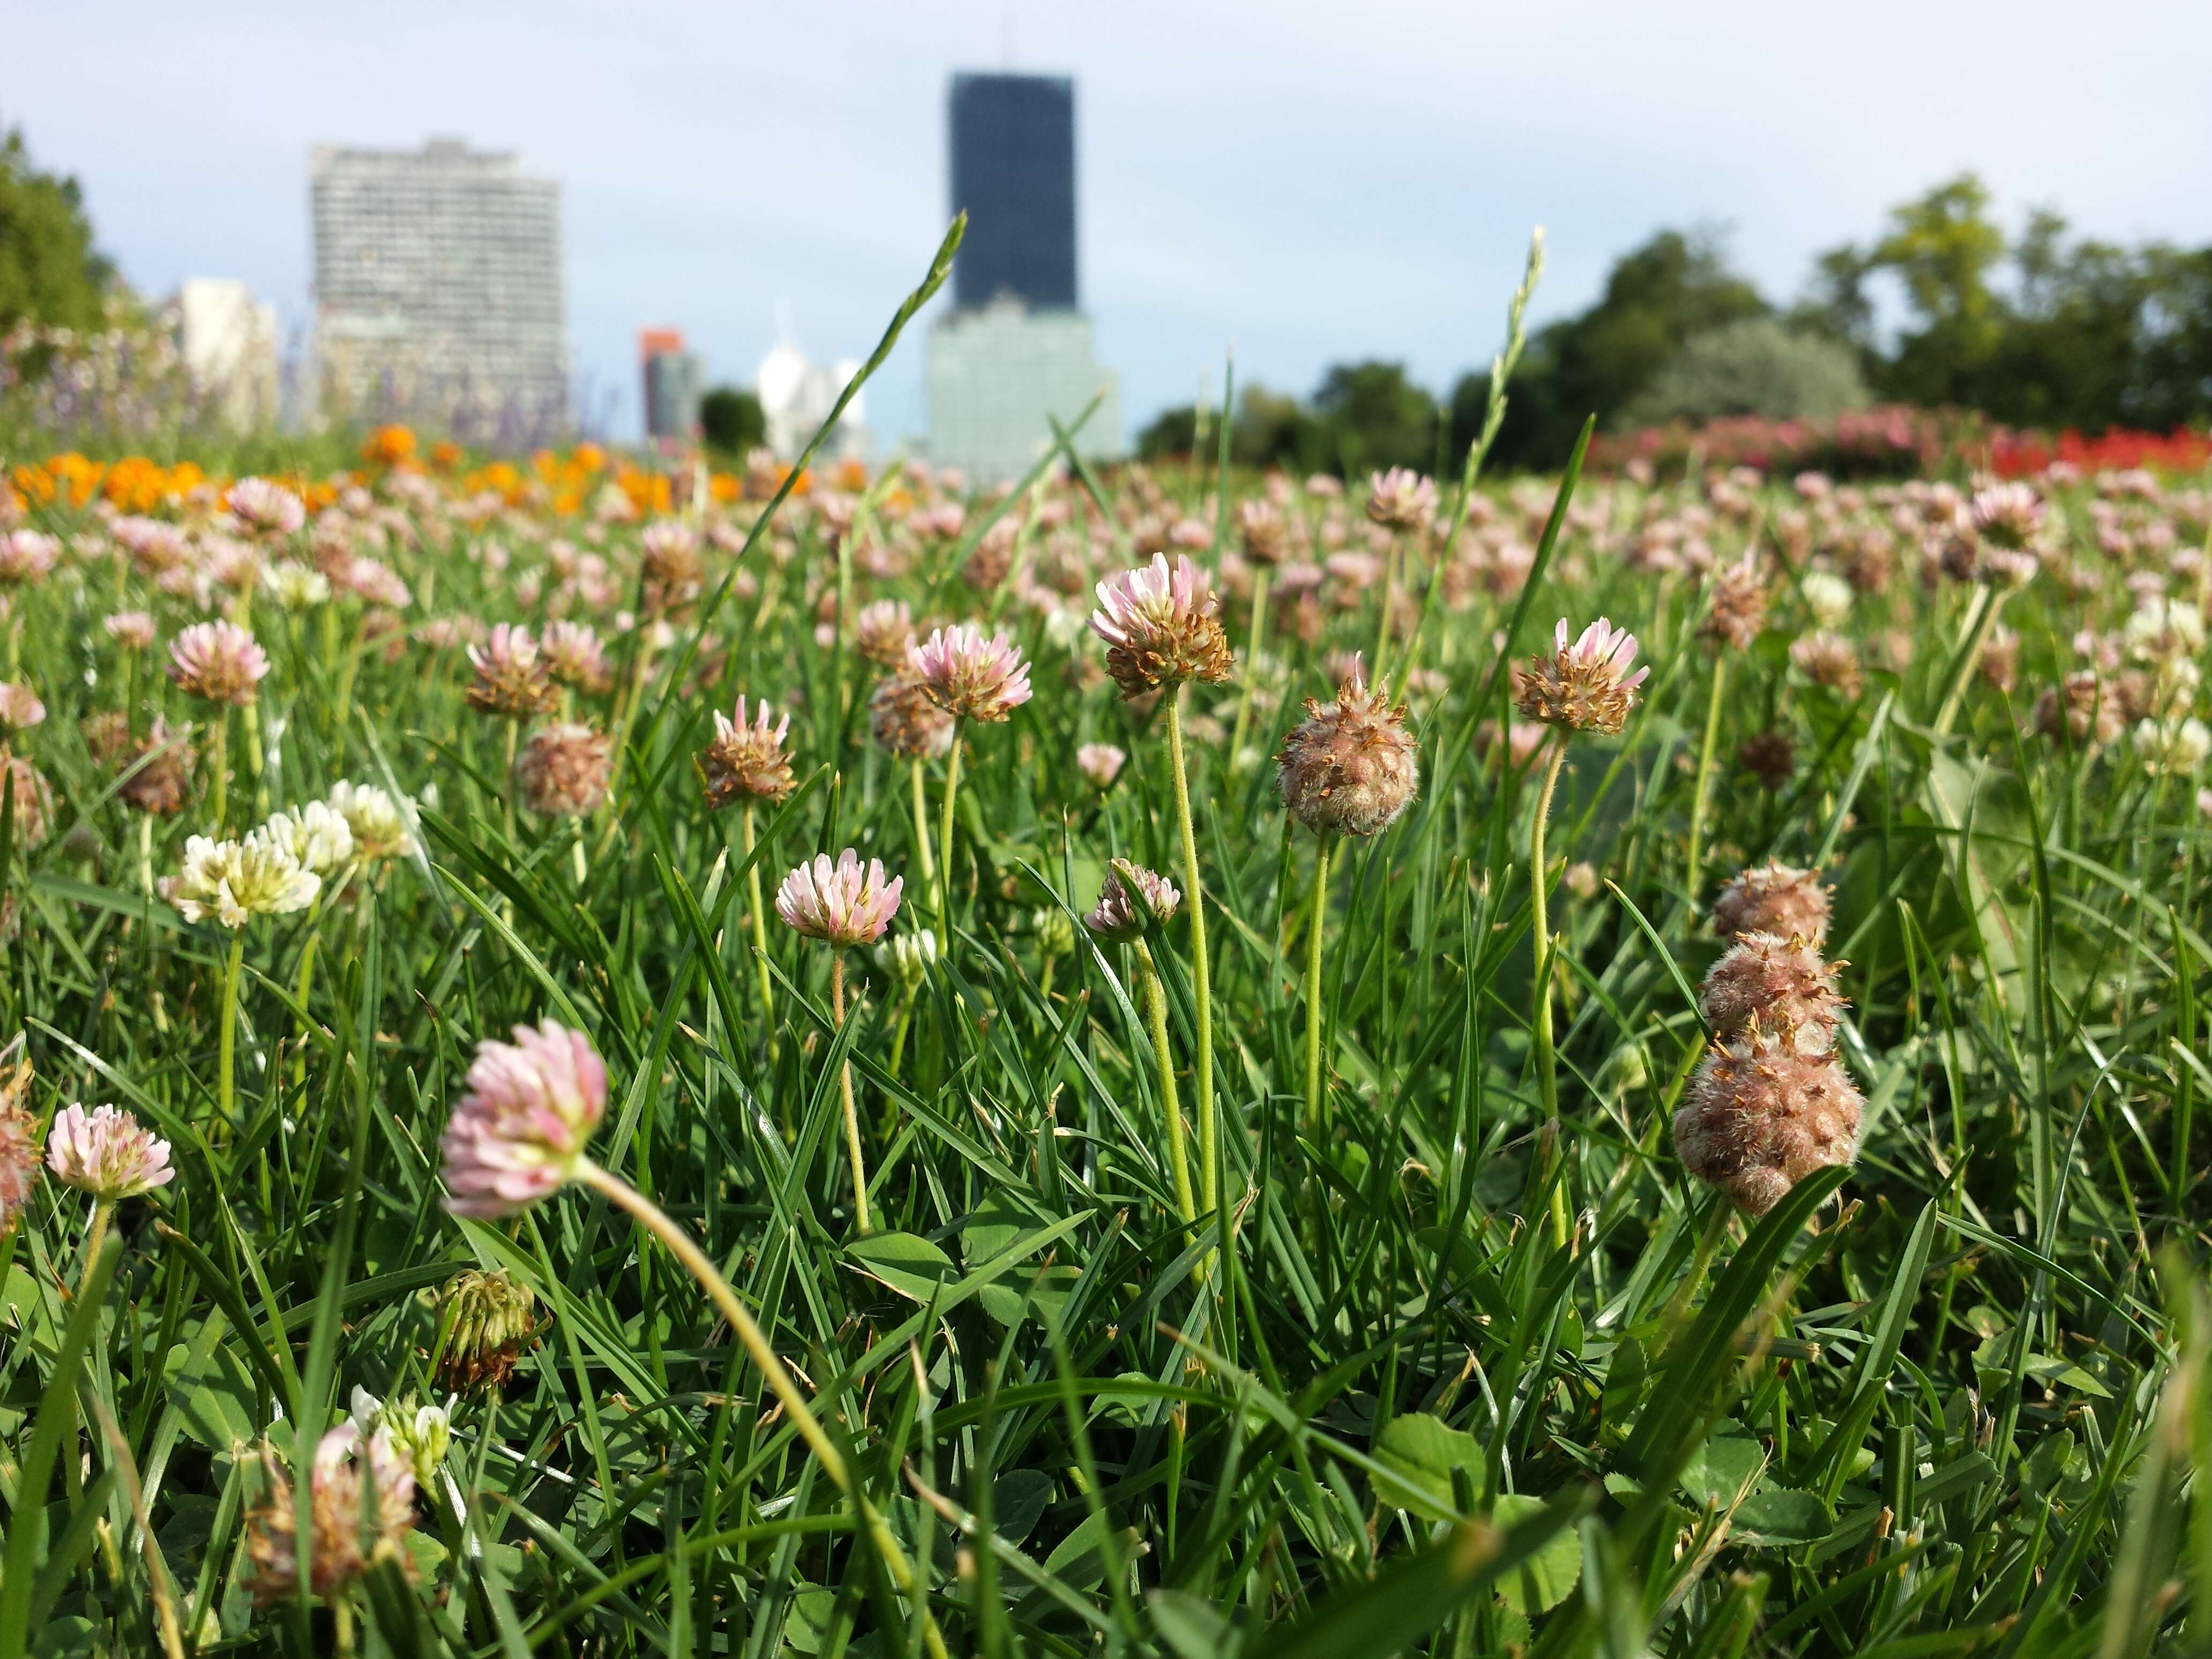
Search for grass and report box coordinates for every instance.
[1,230,2210,1658]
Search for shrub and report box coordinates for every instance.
[1625,317,1870,427]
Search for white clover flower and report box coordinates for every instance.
[2136,716,2212,775]
[1800,570,1854,629]
[263,561,332,612]
[2124,596,2206,665]
[258,801,355,876]
[166,833,321,928]
[349,1386,452,1490]
[326,780,416,863]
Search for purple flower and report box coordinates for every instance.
[46,1103,174,1200]
[438,1021,609,1217]
[775,849,903,947]
[907,624,1033,722]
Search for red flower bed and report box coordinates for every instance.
[1982,425,2212,479]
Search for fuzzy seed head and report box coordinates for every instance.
[1789,630,1862,698]
[1699,553,1770,651]
[0,1042,36,1236]
[1673,1023,1863,1215]
[1516,617,1649,736]
[1710,862,1832,946]
[539,621,611,693]
[513,723,613,818]
[868,671,957,758]
[1276,655,1419,837]
[854,600,916,667]
[1699,931,1845,1047]
[466,624,557,717]
[698,695,796,809]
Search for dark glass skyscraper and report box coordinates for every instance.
[947,72,1077,311]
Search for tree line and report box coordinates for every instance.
[1138,174,2212,474]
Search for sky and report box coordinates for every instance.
[11,1,2212,448]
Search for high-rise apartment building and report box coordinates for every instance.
[930,73,1118,482]
[311,138,567,430]
[947,73,1077,310]
[639,328,701,444]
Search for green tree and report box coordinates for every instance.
[698,385,764,455]
[0,125,110,333]
[1231,383,1325,470]
[1462,228,1768,469]
[1311,360,1440,477]
[1135,403,1199,460]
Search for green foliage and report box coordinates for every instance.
[1139,372,1423,477]
[1309,359,1441,475]
[1135,400,1198,460]
[0,126,111,333]
[1623,315,1870,425]
[1800,173,2212,431]
[698,383,764,456]
[1466,228,1769,469]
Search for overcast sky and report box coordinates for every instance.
[12,1,2212,446]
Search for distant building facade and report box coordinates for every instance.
[639,328,701,444]
[174,279,279,431]
[929,72,1119,482]
[948,73,1077,310]
[310,138,567,435]
[928,301,1118,482]
[756,340,868,461]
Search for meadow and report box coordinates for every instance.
[2,232,2211,1659]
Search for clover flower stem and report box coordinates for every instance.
[1371,533,1403,683]
[741,804,774,1027]
[292,896,323,1089]
[889,988,916,1082]
[242,701,266,819]
[1302,833,1333,1135]
[332,622,367,756]
[137,814,153,896]
[1529,736,1571,1249]
[1226,569,1272,768]
[1684,654,1728,901]
[1933,586,2003,737]
[216,931,246,1131]
[1657,1197,1734,1346]
[208,711,229,833]
[79,1198,114,1300]
[501,720,519,848]
[571,1160,947,1659]
[910,757,935,884]
[1135,938,1197,1237]
[831,950,872,1235]
[936,718,966,946]
[1164,692,1218,1227]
